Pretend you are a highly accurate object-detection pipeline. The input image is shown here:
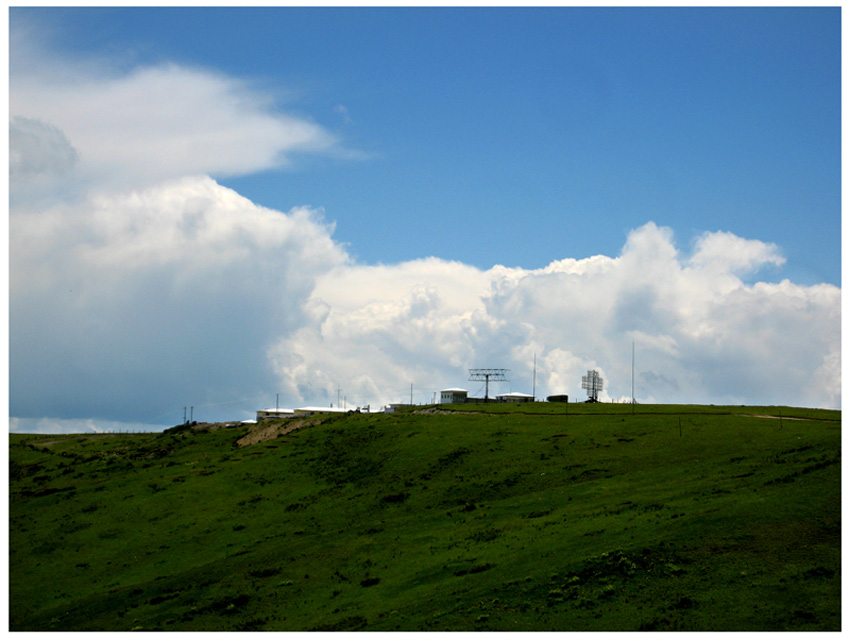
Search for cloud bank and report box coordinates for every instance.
[10,175,347,425]
[10,28,349,430]
[9,22,840,432]
[275,223,839,410]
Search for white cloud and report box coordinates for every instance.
[8,21,840,435]
[10,37,338,192]
[270,223,840,409]
[9,23,351,429]
[10,182,840,427]
[10,176,347,424]
[689,229,785,275]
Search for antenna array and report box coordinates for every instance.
[581,369,604,402]
[468,368,509,403]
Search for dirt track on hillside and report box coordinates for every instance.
[235,418,319,447]
[413,407,498,416]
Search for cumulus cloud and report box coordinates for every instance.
[8,20,840,434]
[690,230,785,275]
[10,176,347,424]
[11,186,840,430]
[10,35,337,192]
[9,21,352,430]
[271,223,840,410]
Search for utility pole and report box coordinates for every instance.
[410,383,413,406]
[632,341,635,414]
[533,353,537,401]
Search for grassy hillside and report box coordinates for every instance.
[9,404,840,631]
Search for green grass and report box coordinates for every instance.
[9,403,840,630]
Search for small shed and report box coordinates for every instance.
[440,388,468,404]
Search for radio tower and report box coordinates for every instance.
[581,370,604,403]
[468,368,509,403]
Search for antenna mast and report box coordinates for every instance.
[468,368,509,403]
[632,341,635,414]
[532,354,537,401]
[581,370,604,403]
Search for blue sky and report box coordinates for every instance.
[9,7,842,432]
[23,6,840,282]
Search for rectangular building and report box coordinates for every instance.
[440,388,468,404]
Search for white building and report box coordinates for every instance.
[496,392,535,403]
[293,406,354,416]
[440,388,468,404]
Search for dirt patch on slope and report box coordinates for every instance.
[235,418,319,447]
[191,422,232,431]
[413,407,497,416]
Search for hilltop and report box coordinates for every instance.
[9,403,840,631]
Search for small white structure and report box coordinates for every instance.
[496,392,535,403]
[440,388,468,404]
[293,406,356,416]
[256,408,296,420]
[384,403,410,414]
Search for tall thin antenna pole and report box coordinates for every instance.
[276,393,279,411]
[533,353,537,401]
[632,340,635,414]
[410,383,413,406]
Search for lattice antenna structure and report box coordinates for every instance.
[468,368,509,403]
[581,369,604,403]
